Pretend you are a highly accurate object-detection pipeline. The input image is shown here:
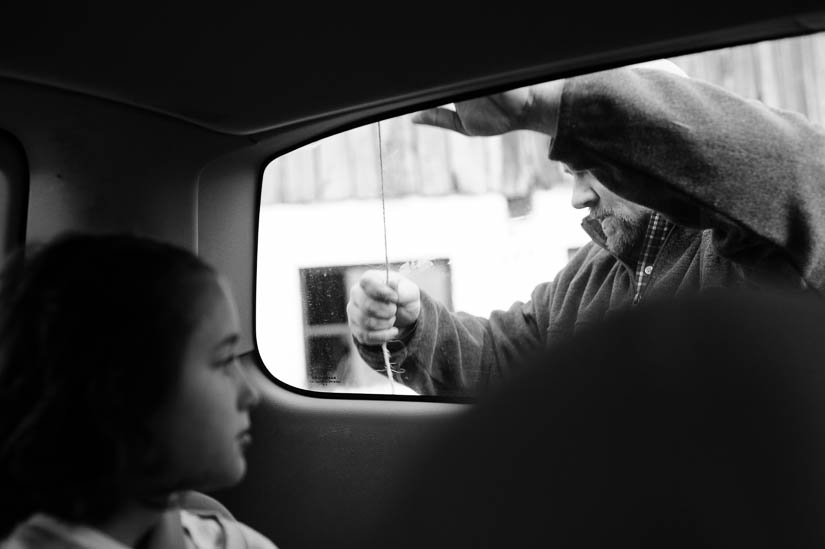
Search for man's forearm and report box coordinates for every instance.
[523,80,564,137]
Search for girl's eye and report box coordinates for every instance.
[217,355,238,369]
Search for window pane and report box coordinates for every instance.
[257,31,825,397]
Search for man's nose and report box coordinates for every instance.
[571,175,598,209]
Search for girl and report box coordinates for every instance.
[0,232,277,548]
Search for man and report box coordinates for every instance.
[346,59,825,397]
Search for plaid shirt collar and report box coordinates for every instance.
[632,212,673,304]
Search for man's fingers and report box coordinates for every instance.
[359,271,398,302]
[348,270,419,345]
[364,299,396,319]
[411,108,468,135]
[347,300,395,328]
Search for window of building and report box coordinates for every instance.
[299,260,451,392]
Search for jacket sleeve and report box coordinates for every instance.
[550,66,825,291]
[355,281,553,397]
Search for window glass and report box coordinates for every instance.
[257,31,825,396]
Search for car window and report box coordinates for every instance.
[256,30,825,397]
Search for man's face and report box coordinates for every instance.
[566,167,651,257]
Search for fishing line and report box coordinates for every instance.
[377,121,395,395]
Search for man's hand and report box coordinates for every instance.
[347,269,421,346]
[411,80,563,137]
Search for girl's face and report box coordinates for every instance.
[150,275,260,493]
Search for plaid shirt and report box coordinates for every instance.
[632,212,673,305]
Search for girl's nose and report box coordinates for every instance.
[234,359,261,410]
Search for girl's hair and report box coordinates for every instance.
[0,232,218,535]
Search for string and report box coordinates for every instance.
[377,121,395,395]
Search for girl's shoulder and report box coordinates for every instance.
[181,509,278,549]
[179,491,278,549]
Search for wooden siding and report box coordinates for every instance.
[263,32,825,205]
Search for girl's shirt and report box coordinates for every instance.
[0,509,277,549]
